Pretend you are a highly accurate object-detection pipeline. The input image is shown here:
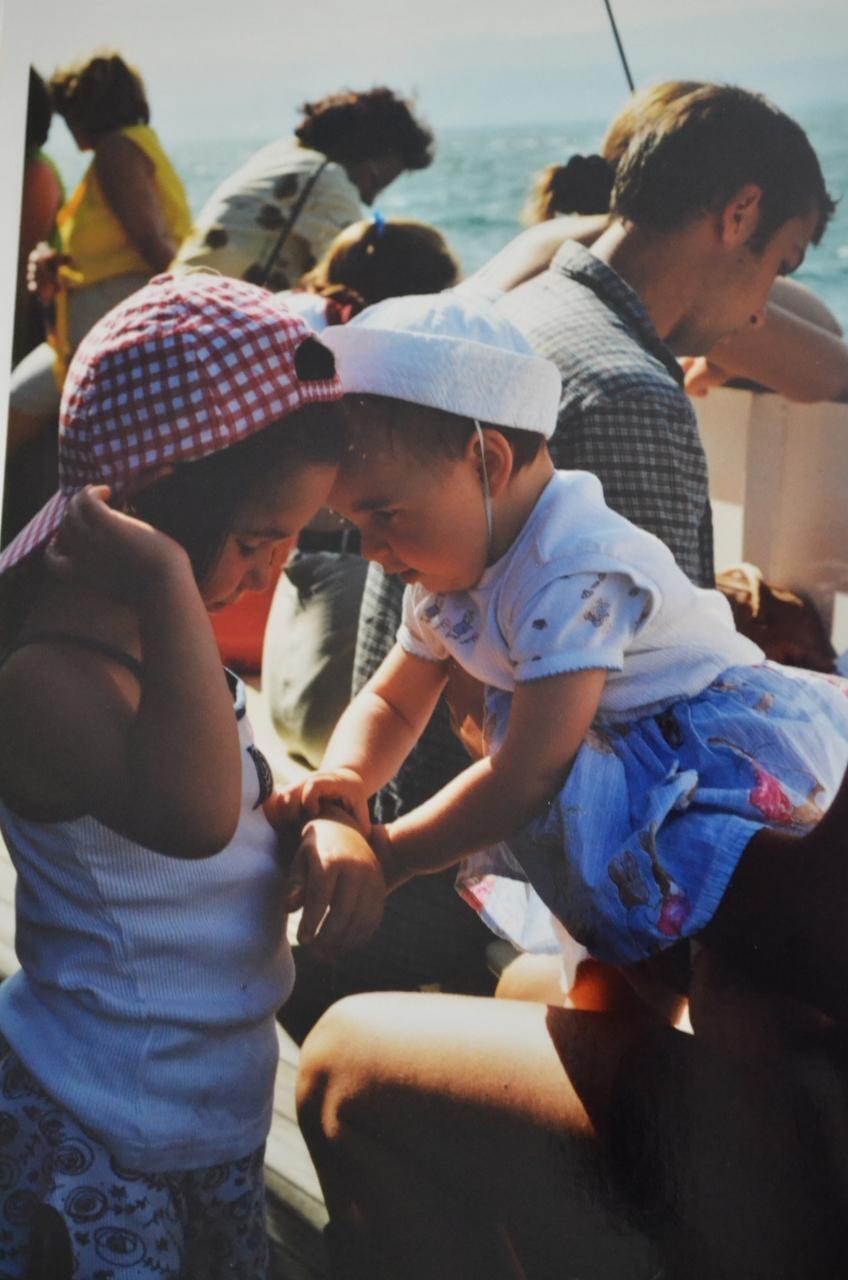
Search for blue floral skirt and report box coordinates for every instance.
[457,663,848,966]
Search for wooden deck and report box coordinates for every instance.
[266,1029,329,1279]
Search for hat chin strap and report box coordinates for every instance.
[473,419,493,552]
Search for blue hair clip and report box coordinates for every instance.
[372,209,387,238]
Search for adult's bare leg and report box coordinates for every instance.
[298,991,660,1280]
[495,952,565,1005]
[298,989,848,1279]
[615,1016,848,1278]
[496,952,691,1033]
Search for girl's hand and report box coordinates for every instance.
[27,242,73,305]
[45,485,191,603]
[285,814,386,958]
[300,767,371,834]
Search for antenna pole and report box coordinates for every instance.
[601,0,636,93]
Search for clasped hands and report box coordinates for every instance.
[267,769,394,961]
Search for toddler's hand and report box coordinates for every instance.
[265,783,307,830]
[45,485,190,602]
[285,815,386,959]
[262,789,304,874]
[300,767,371,834]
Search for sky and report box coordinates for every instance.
[4,0,848,141]
[1,0,847,420]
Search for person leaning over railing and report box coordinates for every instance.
[172,87,434,292]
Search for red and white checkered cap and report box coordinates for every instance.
[0,272,342,575]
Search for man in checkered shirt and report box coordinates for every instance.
[280,84,835,1033]
[497,240,714,588]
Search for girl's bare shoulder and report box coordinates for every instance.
[0,638,141,822]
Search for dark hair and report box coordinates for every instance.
[50,52,149,141]
[611,84,835,249]
[526,154,615,223]
[301,217,459,307]
[25,68,53,154]
[127,401,344,584]
[295,87,433,170]
[0,403,344,650]
[346,396,545,474]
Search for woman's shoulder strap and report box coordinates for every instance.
[1,631,143,679]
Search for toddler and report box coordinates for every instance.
[290,289,848,1020]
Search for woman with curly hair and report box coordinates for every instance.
[173,87,434,292]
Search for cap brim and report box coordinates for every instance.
[321,325,561,438]
[0,491,71,576]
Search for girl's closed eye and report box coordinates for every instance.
[236,527,298,561]
[237,538,276,557]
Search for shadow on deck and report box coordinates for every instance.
[266,1027,329,1279]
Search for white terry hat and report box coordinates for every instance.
[320,288,562,438]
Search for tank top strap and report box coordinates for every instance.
[224,668,246,720]
[0,631,143,679]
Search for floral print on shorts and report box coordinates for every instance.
[0,1038,268,1279]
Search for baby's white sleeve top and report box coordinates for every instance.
[399,470,763,718]
[401,565,650,680]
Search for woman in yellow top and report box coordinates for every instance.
[6,52,190,540]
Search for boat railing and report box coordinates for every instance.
[695,387,848,656]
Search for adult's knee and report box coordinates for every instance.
[296,992,387,1147]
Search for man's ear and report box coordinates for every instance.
[719,183,764,248]
[468,426,514,497]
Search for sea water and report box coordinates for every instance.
[51,109,848,330]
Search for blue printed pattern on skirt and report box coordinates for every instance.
[458,663,848,965]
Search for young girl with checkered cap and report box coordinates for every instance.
[289,288,848,1030]
[0,273,383,1278]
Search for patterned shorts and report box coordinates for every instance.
[0,1039,268,1280]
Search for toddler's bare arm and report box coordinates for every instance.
[380,667,608,886]
[315,643,449,801]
